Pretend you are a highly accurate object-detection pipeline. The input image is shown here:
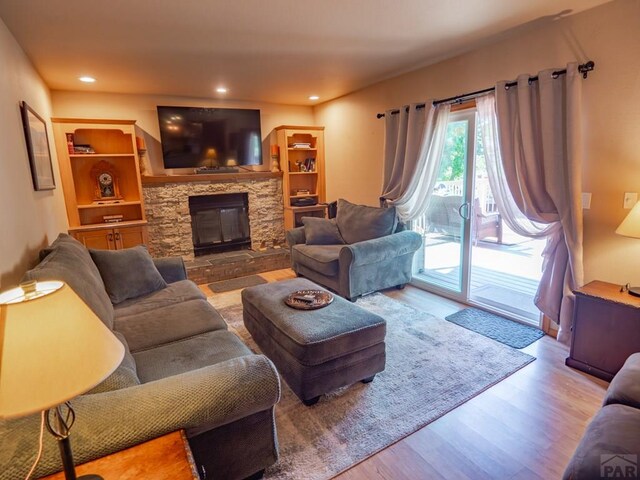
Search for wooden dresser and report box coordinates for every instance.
[566,280,640,381]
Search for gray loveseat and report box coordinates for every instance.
[0,234,280,480]
[286,199,422,301]
[563,353,640,479]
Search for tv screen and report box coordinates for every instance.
[157,106,262,169]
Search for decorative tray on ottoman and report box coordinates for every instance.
[284,289,334,310]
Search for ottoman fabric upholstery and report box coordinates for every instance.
[242,278,386,403]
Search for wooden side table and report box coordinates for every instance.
[41,431,199,480]
[566,280,640,381]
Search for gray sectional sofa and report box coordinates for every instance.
[0,234,280,480]
[286,199,422,301]
[564,353,640,479]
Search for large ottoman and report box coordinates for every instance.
[242,278,386,406]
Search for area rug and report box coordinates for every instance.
[208,274,266,293]
[445,307,544,349]
[210,292,535,480]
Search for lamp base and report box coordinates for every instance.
[46,405,104,480]
[629,287,640,297]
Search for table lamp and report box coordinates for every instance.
[616,201,640,296]
[205,148,218,168]
[0,280,124,479]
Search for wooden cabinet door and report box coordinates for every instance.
[114,226,147,249]
[73,229,117,250]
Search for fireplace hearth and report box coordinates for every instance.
[189,193,250,256]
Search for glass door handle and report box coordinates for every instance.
[458,202,471,220]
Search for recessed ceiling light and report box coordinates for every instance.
[78,76,96,83]
[216,87,228,94]
[309,95,320,101]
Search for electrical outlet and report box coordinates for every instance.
[623,192,638,209]
[582,192,592,209]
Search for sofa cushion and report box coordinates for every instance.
[90,245,167,305]
[291,244,343,277]
[302,217,345,245]
[115,298,227,353]
[563,404,640,480]
[23,234,115,329]
[87,331,140,394]
[335,199,397,244]
[603,352,640,409]
[114,280,205,319]
[133,330,253,383]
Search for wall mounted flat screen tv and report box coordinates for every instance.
[157,106,262,169]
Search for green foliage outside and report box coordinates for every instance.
[438,119,486,181]
[439,121,467,181]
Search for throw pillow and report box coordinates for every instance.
[302,217,345,245]
[90,245,167,304]
[335,198,398,244]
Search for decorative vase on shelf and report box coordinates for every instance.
[270,145,280,173]
[136,136,148,176]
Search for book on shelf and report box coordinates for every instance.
[103,214,124,223]
[73,144,95,154]
[289,142,311,149]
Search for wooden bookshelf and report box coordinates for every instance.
[273,126,326,230]
[51,119,148,250]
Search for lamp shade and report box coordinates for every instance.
[0,281,124,418]
[616,202,640,239]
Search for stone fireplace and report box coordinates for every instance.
[142,175,285,259]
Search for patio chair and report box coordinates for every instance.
[426,195,463,238]
[473,198,502,245]
[426,195,502,245]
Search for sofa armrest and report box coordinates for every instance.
[153,256,187,283]
[339,230,422,267]
[562,404,640,480]
[286,227,306,248]
[1,355,280,480]
[603,352,640,409]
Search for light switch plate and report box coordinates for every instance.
[581,192,592,209]
[624,192,638,209]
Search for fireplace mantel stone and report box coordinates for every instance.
[142,176,285,259]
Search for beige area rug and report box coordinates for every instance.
[209,291,535,480]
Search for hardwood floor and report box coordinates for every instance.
[203,269,608,480]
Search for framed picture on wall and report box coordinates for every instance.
[20,101,55,191]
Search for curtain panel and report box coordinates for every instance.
[492,63,585,343]
[381,103,450,222]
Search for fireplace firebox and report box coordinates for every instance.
[189,193,251,256]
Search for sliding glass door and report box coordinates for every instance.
[411,110,475,301]
[411,107,544,326]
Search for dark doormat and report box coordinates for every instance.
[208,275,267,293]
[445,307,544,349]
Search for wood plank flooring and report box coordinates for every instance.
[203,269,608,480]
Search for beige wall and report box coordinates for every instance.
[51,91,314,175]
[0,19,68,289]
[314,0,640,286]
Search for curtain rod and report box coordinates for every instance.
[375,61,594,118]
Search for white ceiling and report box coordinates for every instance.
[0,0,611,106]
